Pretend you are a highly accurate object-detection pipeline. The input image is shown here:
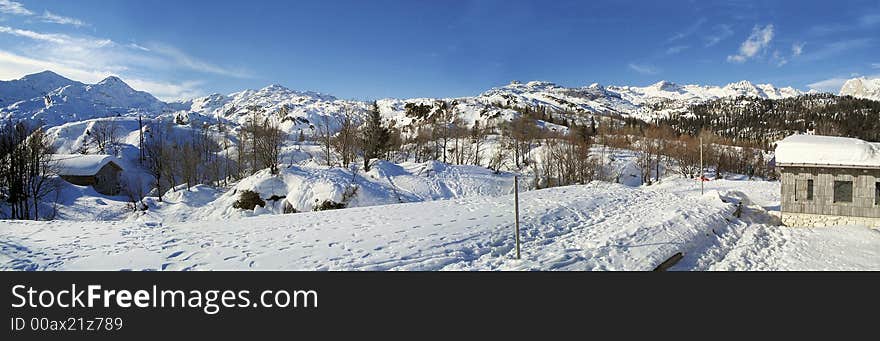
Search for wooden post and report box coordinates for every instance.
[514,176,521,260]
[699,137,704,195]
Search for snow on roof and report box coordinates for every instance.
[775,134,880,168]
[50,154,121,176]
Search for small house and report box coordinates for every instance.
[775,134,880,228]
[51,154,123,195]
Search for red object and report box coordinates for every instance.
[699,176,710,182]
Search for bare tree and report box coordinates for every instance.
[318,116,333,167]
[332,105,358,168]
[89,119,120,154]
[470,120,489,167]
[255,117,287,175]
[144,122,173,202]
[0,122,57,220]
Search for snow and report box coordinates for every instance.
[0,181,733,270]
[839,77,880,101]
[701,225,880,271]
[775,134,880,167]
[50,154,121,176]
[3,176,877,271]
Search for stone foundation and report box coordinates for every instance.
[781,212,880,228]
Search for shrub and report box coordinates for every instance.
[313,199,345,211]
[233,190,265,210]
[282,200,298,214]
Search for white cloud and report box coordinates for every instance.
[872,63,880,69]
[807,77,849,93]
[628,63,660,75]
[0,49,204,101]
[792,42,805,56]
[0,25,249,78]
[0,0,32,16]
[41,11,87,27]
[727,24,774,63]
[0,25,68,43]
[0,25,248,100]
[125,78,205,101]
[0,1,88,27]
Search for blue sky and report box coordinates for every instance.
[0,0,878,100]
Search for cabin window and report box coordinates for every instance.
[833,181,853,203]
[806,180,813,201]
[875,182,880,205]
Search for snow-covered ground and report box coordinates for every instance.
[2,177,877,271]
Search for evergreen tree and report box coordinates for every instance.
[361,102,390,171]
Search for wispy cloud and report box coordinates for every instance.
[773,42,805,67]
[668,17,707,42]
[0,0,32,16]
[665,45,689,55]
[860,13,880,27]
[807,77,849,93]
[704,24,733,47]
[41,11,87,27]
[809,11,880,36]
[0,25,251,100]
[628,63,660,75]
[144,43,251,78]
[792,42,805,57]
[727,24,774,63]
[872,63,880,69]
[0,1,88,27]
[799,38,872,62]
[0,25,69,44]
[772,50,787,66]
[0,49,206,101]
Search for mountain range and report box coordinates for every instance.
[2,70,878,131]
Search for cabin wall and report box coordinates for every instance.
[93,163,121,195]
[780,166,880,227]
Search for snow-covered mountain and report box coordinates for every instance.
[172,84,367,134]
[839,77,880,101]
[1,72,170,127]
[0,70,81,106]
[0,70,820,131]
[476,79,807,122]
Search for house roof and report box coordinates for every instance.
[50,154,122,176]
[775,134,880,169]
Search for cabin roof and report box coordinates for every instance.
[50,154,122,176]
[775,135,880,169]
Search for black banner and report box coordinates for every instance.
[2,272,877,338]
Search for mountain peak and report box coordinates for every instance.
[839,77,880,101]
[725,80,756,88]
[648,80,681,92]
[98,75,125,85]
[21,70,68,82]
[260,84,291,92]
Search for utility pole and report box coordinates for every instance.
[699,137,704,195]
[514,176,521,260]
[138,114,144,165]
